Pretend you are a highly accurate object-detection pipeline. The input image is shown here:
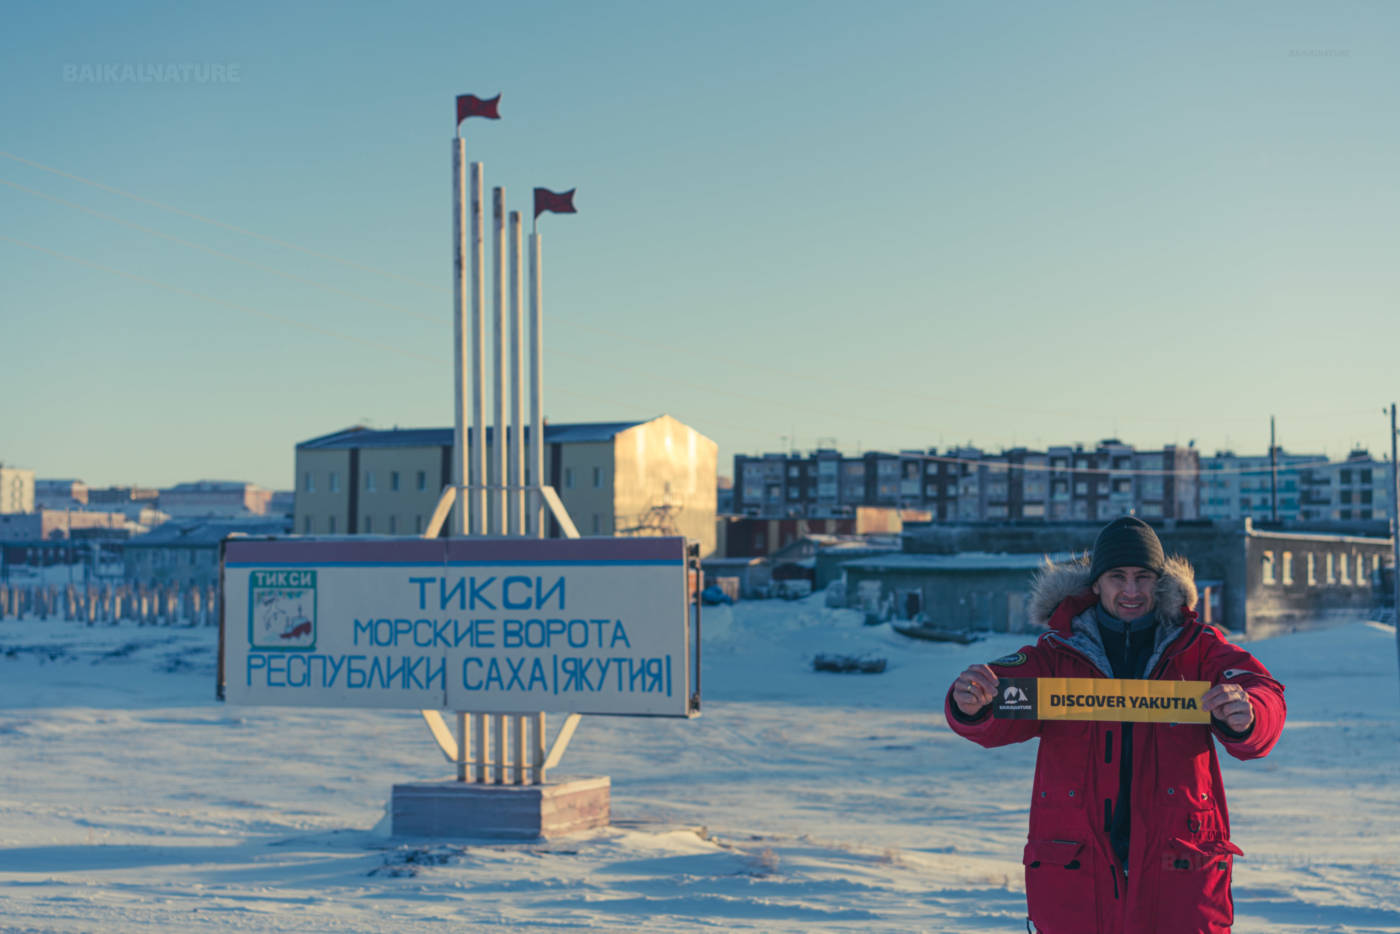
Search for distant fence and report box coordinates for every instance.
[0,581,219,626]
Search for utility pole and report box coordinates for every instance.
[1270,415,1279,524]
[1391,403,1399,706]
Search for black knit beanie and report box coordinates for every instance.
[1088,516,1165,582]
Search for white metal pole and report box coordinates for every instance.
[1391,402,1399,705]
[529,232,544,538]
[451,140,469,537]
[470,162,486,535]
[491,187,507,535]
[509,211,524,536]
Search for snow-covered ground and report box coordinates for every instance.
[0,598,1397,932]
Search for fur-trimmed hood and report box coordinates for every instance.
[1028,552,1198,631]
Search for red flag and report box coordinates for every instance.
[456,94,501,124]
[534,187,577,219]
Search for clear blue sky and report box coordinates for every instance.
[3,1,1398,490]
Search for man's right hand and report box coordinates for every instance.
[950,664,999,716]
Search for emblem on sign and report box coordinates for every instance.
[248,570,318,651]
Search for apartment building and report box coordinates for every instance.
[159,481,274,518]
[734,440,1200,522]
[1200,447,1392,523]
[0,465,35,514]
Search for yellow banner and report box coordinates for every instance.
[998,678,1212,723]
[1038,678,1211,722]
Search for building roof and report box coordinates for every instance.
[296,420,652,451]
[843,551,1077,572]
[124,518,291,548]
[163,480,262,492]
[1244,528,1391,546]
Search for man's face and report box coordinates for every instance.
[1092,566,1158,620]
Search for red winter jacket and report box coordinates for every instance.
[945,555,1286,934]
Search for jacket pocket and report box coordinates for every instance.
[1154,836,1241,931]
[1024,839,1092,934]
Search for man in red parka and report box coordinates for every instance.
[945,516,1286,934]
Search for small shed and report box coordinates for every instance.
[700,556,772,599]
[841,551,1074,633]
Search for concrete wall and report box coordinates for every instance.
[1242,532,1391,637]
[897,519,1393,636]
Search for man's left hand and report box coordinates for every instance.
[1201,683,1254,733]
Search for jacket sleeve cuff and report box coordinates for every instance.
[1211,715,1254,741]
[949,696,993,724]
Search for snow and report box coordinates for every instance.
[1,597,1397,932]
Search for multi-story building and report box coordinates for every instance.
[86,486,160,519]
[35,479,88,510]
[735,440,1199,522]
[0,465,35,514]
[1200,450,1327,522]
[294,415,717,555]
[159,481,274,518]
[1200,448,1391,523]
[0,509,139,542]
[1326,448,1392,522]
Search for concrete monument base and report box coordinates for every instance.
[390,777,611,840]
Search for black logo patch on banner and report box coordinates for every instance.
[993,678,1038,718]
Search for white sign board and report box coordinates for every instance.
[220,536,696,717]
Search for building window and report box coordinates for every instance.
[1306,552,1316,586]
[329,472,340,493]
[564,468,574,489]
[415,514,424,533]
[593,466,602,489]
[591,514,600,534]
[1338,553,1351,585]
[364,516,373,533]
[1260,550,1275,585]
[304,515,312,533]
[366,471,376,492]
[391,471,400,492]
[1281,551,1293,586]
[1325,553,1335,583]
[328,516,337,533]
[416,470,427,491]
[304,471,315,493]
[1356,553,1367,586]
[389,515,397,534]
